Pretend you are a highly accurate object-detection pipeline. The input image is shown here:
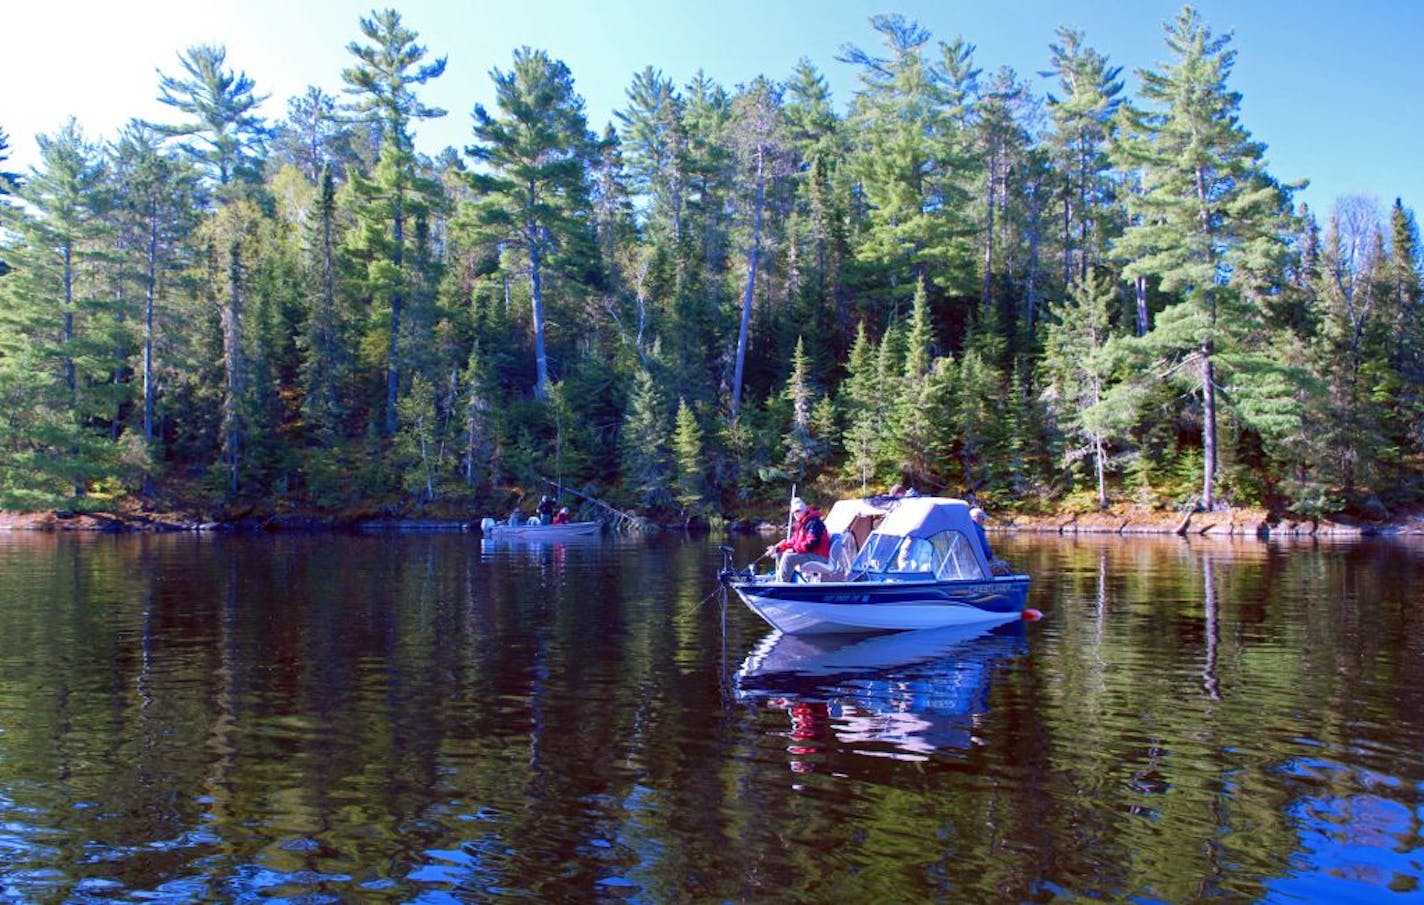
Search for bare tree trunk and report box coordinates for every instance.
[1196,167,1219,511]
[384,191,405,435]
[1135,275,1149,336]
[223,240,244,494]
[143,213,157,443]
[730,149,765,420]
[982,149,996,314]
[1092,377,1107,510]
[63,242,75,393]
[1201,340,1217,509]
[1078,150,1090,285]
[1062,191,1073,290]
[530,215,550,401]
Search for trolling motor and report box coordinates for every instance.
[718,546,737,585]
[718,545,761,585]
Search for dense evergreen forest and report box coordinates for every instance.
[1,6,1420,524]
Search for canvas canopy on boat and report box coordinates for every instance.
[821,497,894,550]
[849,498,993,582]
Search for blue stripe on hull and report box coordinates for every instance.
[731,577,1029,634]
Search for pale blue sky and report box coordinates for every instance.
[4,0,1420,219]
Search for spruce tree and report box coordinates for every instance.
[1387,201,1424,495]
[1041,266,1124,508]
[620,365,673,509]
[889,280,939,488]
[672,398,708,517]
[780,337,818,483]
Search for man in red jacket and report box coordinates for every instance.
[767,497,831,582]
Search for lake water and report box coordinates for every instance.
[0,530,1420,903]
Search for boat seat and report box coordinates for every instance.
[798,532,858,583]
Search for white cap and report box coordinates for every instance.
[791,497,807,513]
[969,507,985,522]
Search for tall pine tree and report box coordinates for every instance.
[1114,6,1294,509]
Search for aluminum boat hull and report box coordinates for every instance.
[483,521,601,540]
[730,575,1029,634]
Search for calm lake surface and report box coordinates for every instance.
[1,530,1421,903]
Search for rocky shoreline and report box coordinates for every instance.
[997,506,1423,537]
[0,510,475,534]
[5,503,1421,537]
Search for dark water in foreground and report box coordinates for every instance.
[0,530,1421,903]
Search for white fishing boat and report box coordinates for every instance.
[720,497,1029,634]
[479,517,602,540]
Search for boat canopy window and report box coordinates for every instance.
[851,530,984,580]
[852,533,907,574]
[932,530,985,580]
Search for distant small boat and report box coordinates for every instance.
[721,497,1029,634]
[480,517,601,540]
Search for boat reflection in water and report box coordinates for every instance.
[734,620,1028,768]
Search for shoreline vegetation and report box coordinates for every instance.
[4,502,1421,537]
[2,8,1421,537]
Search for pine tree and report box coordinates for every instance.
[617,68,687,244]
[728,77,791,419]
[1042,27,1125,289]
[342,9,446,436]
[784,59,847,354]
[110,122,202,493]
[1114,6,1295,510]
[1383,200,1423,493]
[151,44,270,492]
[679,70,737,402]
[465,47,596,402]
[0,119,119,498]
[840,15,979,296]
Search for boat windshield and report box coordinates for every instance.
[851,530,986,580]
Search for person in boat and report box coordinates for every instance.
[537,495,556,524]
[552,507,571,525]
[970,507,992,557]
[971,507,1013,575]
[767,497,831,582]
[893,538,934,573]
[508,506,524,526]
